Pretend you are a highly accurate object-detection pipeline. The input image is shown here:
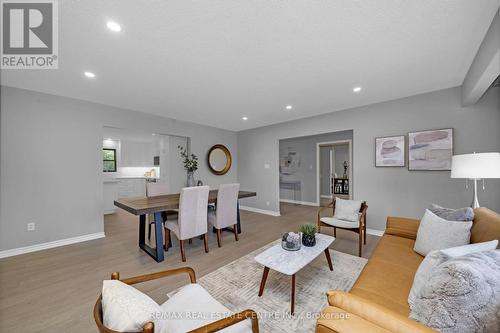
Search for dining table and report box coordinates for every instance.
[114,190,257,262]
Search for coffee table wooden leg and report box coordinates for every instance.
[291,274,296,315]
[324,248,333,271]
[258,266,270,296]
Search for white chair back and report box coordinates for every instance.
[178,186,210,239]
[214,183,240,229]
[146,182,169,197]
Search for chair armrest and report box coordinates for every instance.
[385,217,420,240]
[118,267,197,285]
[188,309,259,333]
[317,203,334,224]
[326,291,436,333]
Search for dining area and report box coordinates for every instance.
[111,141,256,262]
[114,184,256,262]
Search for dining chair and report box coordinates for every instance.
[208,183,240,247]
[146,182,177,240]
[164,186,210,262]
[317,197,368,257]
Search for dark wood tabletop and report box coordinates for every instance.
[115,190,256,216]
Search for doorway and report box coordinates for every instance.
[316,140,352,206]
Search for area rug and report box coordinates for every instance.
[174,240,368,333]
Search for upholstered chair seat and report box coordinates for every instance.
[164,186,210,262]
[318,198,368,257]
[208,183,240,247]
[161,283,252,333]
[146,182,177,241]
[320,217,360,229]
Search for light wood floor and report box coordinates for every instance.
[0,202,380,332]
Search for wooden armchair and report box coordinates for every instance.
[317,198,368,257]
[94,267,259,333]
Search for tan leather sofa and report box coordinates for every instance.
[316,207,500,333]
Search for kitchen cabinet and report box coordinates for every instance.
[103,180,118,214]
[117,178,147,198]
[120,140,154,167]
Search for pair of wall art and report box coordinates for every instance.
[375,128,453,170]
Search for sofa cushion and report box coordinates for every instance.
[316,306,392,333]
[414,209,472,256]
[160,283,251,333]
[350,234,423,316]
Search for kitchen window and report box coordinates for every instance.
[103,148,117,172]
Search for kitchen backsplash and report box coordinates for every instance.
[118,167,160,178]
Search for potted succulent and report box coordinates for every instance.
[178,145,198,186]
[301,223,317,247]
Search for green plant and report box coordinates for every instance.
[300,223,317,236]
[178,146,198,172]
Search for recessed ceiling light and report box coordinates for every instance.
[242,116,248,121]
[353,86,362,92]
[286,105,293,110]
[84,71,96,78]
[106,21,122,32]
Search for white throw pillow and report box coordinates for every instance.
[334,198,362,222]
[102,280,165,332]
[408,240,498,306]
[413,209,473,256]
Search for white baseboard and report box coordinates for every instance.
[366,228,385,237]
[280,199,319,207]
[320,195,333,199]
[0,232,106,259]
[239,205,281,216]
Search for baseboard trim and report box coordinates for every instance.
[320,195,333,199]
[280,199,319,207]
[366,228,385,237]
[0,232,106,259]
[239,205,281,217]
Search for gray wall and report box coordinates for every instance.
[279,131,352,203]
[238,86,500,231]
[0,86,238,251]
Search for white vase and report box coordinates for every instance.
[186,172,195,187]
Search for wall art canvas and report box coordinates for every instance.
[375,135,405,167]
[408,128,453,170]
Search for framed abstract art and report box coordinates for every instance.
[408,128,453,170]
[375,135,405,167]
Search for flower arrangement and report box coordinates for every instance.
[178,146,198,172]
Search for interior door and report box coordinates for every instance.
[329,147,335,196]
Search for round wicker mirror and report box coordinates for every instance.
[207,144,232,175]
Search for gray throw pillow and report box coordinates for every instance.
[429,203,474,221]
[410,250,500,333]
[414,210,472,256]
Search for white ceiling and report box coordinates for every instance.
[1,1,498,131]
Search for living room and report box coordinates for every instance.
[1,1,499,333]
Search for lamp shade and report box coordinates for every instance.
[451,152,500,179]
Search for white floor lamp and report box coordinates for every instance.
[451,152,500,208]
